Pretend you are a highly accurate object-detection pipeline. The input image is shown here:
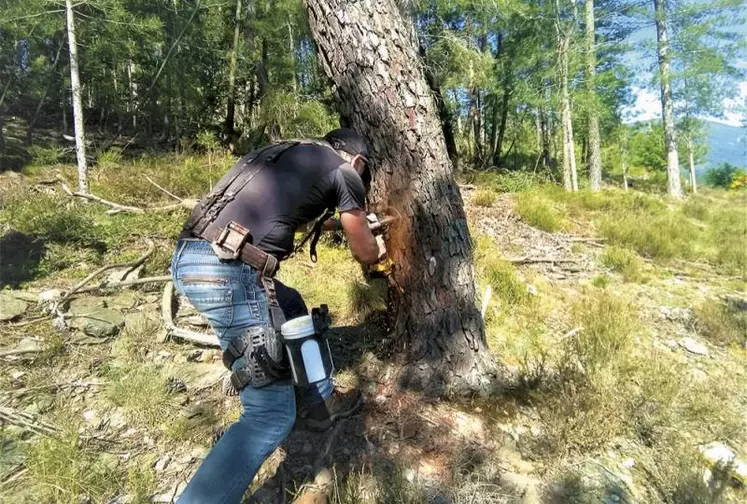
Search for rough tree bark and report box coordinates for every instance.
[65,0,89,194]
[653,0,683,198]
[585,0,602,191]
[305,0,495,396]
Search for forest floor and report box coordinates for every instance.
[0,153,746,504]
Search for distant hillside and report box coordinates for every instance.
[699,120,746,175]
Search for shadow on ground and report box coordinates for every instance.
[245,314,510,503]
[0,231,47,288]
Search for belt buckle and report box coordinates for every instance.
[212,221,250,260]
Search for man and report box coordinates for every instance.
[170,128,384,503]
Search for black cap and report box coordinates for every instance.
[324,128,370,160]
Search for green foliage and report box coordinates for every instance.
[105,364,175,429]
[25,431,120,503]
[514,193,567,232]
[567,292,637,376]
[694,300,747,348]
[126,464,157,504]
[471,189,497,207]
[601,246,645,282]
[27,145,65,166]
[475,235,528,306]
[705,163,745,188]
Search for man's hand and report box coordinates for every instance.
[340,209,380,265]
[375,235,387,261]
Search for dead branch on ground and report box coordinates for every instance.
[161,282,220,347]
[61,182,195,214]
[72,275,172,295]
[60,239,155,303]
[508,257,580,265]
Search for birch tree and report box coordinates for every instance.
[65,0,89,194]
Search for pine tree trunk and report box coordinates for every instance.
[65,0,88,194]
[585,0,602,191]
[226,0,243,134]
[653,0,682,198]
[688,138,697,194]
[305,0,495,396]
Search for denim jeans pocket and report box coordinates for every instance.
[178,275,234,330]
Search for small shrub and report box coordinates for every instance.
[105,364,175,429]
[601,246,645,282]
[27,144,65,166]
[25,431,120,503]
[682,198,710,220]
[126,463,157,504]
[515,193,567,232]
[346,279,387,321]
[599,212,699,260]
[567,292,637,375]
[475,236,528,305]
[705,163,744,188]
[591,274,610,288]
[96,149,123,171]
[694,300,747,348]
[472,189,497,207]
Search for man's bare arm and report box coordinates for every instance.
[340,209,382,265]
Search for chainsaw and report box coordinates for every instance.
[366,213,398,278]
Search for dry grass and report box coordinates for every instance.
[472,189,498,207]
[601,246,646,282]
[694,300,747,348]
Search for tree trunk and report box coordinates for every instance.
[226,0,243,134]
[687,138,697,194]
[27,37,66,145]
[559,36,578,191]
[305,0,495,396]
[653,0,682,198]
[585,0,602,191]
[621,142,629,191]
[493,83,511,167]
[65,0,88,194]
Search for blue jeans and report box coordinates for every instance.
[170,239,333,503]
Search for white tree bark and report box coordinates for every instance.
[653,0,683,198]
[687,138,697,194]
[560,37,578,191]
[65,0,88,194]
[585,0,602,191]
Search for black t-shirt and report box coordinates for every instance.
[207,142,366,258]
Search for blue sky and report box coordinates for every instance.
[622,13,746,127]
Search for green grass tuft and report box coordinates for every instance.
[515,193,567,232]
[694,300,747,348]
[25,431,120,503]
[601,246,645,282]
[105,364,175,430]
[471,189,498,207]
[475,235,529,306]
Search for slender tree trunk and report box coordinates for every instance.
[621,142,629,191]
[226,0,243,134]
[585,0,602,191]
[494,84,511,167]
[65,0,88,194]
[127,60,136,129]
[306,0,495,396]
[27,37,66,145]
[653,0,682,198]
[687,138,697,194]
[559,36,578,191]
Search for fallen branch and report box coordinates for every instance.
[61,182,145,213]
[508,257,579,265]
[161,282,219,347]
[61,183,194,214]
[61,239,155,303]
[0,347,43,358]
[0,466,27,488]
[0,406,57,436]
[8,315,51,327]
[146,176,182,202]
[73,275,172,295]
